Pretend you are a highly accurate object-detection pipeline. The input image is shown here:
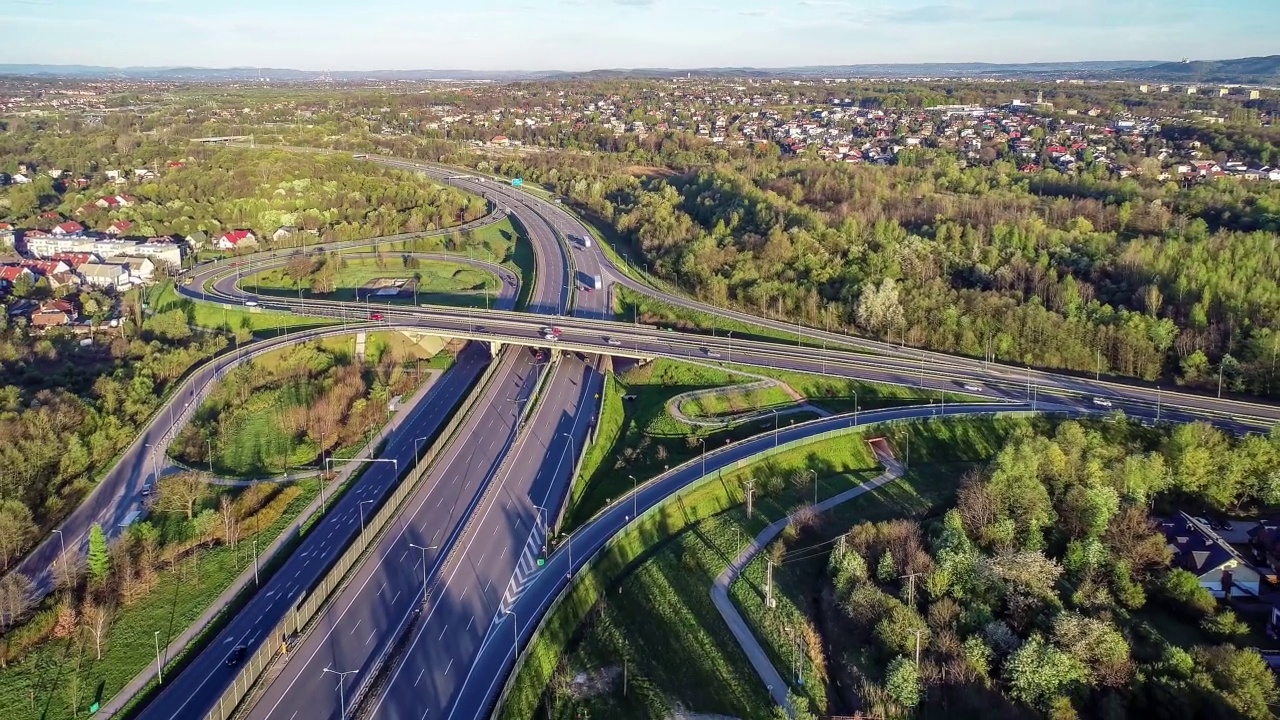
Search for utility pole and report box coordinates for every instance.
[899,571,922,608]
[913,628,926,668]
[745,480,756,520]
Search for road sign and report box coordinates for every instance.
[511,178,523,186]
[89,702,100,713]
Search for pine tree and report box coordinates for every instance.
[87,523,111,582]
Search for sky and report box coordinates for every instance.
[1,0,1276,71]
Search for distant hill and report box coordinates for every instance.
[0,57,1274,85]
[1129,55,1280,84]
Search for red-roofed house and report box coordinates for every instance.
[20,259,71,276]
[51,253,99,269]
[216,230,258,250]
[31,299,76,328]
[52,221,84,237]
[0,265,35,289]
[40,211,62,221]
[106,220,133,236]
[95,194,136,209]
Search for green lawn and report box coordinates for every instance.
[0,481,321,720]
[724,363,981,414]
[148,282,333,335]
[563,358,942,532]
[678,383,797,419]
[504,418,1030,720]
[242,257,500,309]
[390,217,535,311]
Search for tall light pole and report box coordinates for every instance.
[321,666,358,719]
[770,408,780,448]
[359,499,374,533]
[726,330,733,363]
[807,468,818,506]
[413,435,432,462]
[697,437,707,478]
[143,443,161,484]
[504,608,518,656]
[629,475,638,519]
[561,432,575,466]
[205,438,215,475]
[154,630,163,684]
[408,543,437,590]
[51,529,67,583]
[252,538,259,586]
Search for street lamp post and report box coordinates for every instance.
[629,475,638,519]
[51,529,68,583]
[408,543,437,590]
[697,437,707,478]
[359,499,374,533]
[726,330,733,363]
[321,667,358,719]
[413,435,432,462]
[205,438,215,475]
[770,408,780,448]
[143,443,161,484]
[252,538,259,586]
[154,630,163,684]
[807,468,818,506]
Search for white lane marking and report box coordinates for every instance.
[351,619,361,634]
[466,616,474,631]
[439,624,448,640]
[415,668,425,687]
[368,629,376,646]
[444,658,453,675]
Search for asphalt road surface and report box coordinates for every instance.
[134,343,493,720]
[366,353,602,720]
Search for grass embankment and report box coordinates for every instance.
[564,358,940,531]
[241,257,499,309]
[148,281,332,335]
[503,416,1046,720]
[393,217,535,311]
[0,480,322,720]
[169,335,448,478]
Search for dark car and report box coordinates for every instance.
[227,644,248,666]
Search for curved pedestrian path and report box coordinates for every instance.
[711,445,901,714]
[665,360,830,428]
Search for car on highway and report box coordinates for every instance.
[962,384,983,392]
[704,348,722,358]
[370,313,384,321]
[1092,397,1113,407]
[242,300,258,307]
[606,337,622,346]
[543,333,558,341]
[226,644,247,666]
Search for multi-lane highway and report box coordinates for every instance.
[80,146,1280,720]
[134,342,494,720]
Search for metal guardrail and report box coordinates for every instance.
[485,409,1062,719]
[201,351,505,720]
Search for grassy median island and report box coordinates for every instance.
[565,358,942,531]
[0,478,323,720]
[241,256,501,309]
[168,333,452,478]
[503,415,1044,720]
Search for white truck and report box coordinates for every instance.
[582,235,592,248]
[592,275,603,291]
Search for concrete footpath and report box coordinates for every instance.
[710,449,903,713]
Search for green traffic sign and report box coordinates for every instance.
[537,558,545,566]
[89,702,100,713]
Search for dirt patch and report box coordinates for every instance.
[569,665,622,700]
[625,164,677,178]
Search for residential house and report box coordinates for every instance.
[11,173,30,184]
[0,265,35,291]
[118,256,156,282]
[0,224,14,249]
[51,252,99,270]
[216,230,257,251]
[30,299,76,328]
[78,262,131,290]
[20,259,72,277]
[106,220,134,236]
[95,194,136,210]
[186,231,209,249]
[1160,512,1260,597]
[51,221,84,237]
[272,226,299,243]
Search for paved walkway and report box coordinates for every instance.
[710,448,902,714]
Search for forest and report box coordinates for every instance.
[818,420,1280,719]
[482,149,1280,397]
[1,127,487,242]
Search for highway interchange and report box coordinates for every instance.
[28,148,1273,720]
